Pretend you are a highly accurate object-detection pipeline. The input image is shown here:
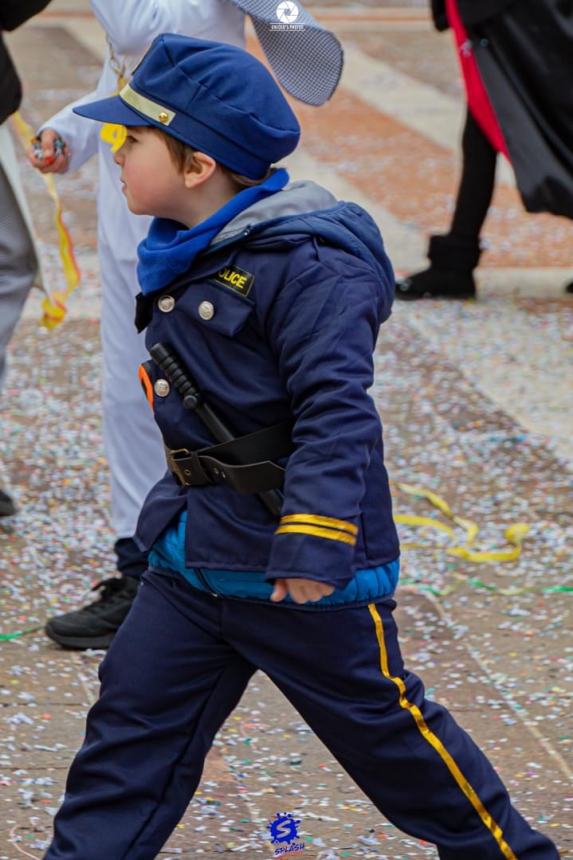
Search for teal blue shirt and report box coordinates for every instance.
[149,512,399,607]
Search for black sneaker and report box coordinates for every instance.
[0,488,17,517]
[395,267,476,301]
[44,576,139,650]
[565,281,573,295]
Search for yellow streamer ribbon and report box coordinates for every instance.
[11,112,81,330]
[395,483,530,564]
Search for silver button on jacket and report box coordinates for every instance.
[198,300,215,320]
[154,379,170,397]
[158,295,175,313]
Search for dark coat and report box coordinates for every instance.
[134,184,400,590]
[431,0,573,218]
[1,0,52,124]
[430,0,514,31]
[474,0,573,218]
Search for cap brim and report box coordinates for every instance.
[73,95,152,127]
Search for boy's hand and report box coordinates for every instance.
[27,129,70,174]
[271,578,335,604]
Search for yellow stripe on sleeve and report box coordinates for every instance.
[275,524,356,546]
[367,604,517,860]
[279,514,358,536]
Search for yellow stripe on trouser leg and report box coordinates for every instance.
[367,604,517,860]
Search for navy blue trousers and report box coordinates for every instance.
[45,570,558,860]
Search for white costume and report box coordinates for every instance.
[45,0,245,539]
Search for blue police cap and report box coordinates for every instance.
[74,34,301,179]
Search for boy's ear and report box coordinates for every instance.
[183,151,218,189]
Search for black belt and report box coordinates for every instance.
[165,419,294,493]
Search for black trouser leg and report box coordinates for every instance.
[396,109,499,298]
[450,108,498,241]
[428,109,498,271]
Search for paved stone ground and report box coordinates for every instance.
[1,5,572,859]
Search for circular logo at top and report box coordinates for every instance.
[276,1,300,24]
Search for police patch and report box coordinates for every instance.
[213,265,255,297]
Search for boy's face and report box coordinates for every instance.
[114,127,184,219]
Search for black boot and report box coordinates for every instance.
[0,487,17,517]
[396,234,481,301]
[44,537,148,650]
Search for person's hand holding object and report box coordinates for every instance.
[27,128,70,173]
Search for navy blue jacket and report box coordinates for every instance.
[134,181,400,590]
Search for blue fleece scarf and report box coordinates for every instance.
[137,168,289,295]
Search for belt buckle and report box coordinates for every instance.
[166,446,193,486]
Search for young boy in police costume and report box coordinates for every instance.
[44,35,559,860]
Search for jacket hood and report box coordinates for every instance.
[213,179,337,243]
[211,180,395,319]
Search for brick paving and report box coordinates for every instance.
[1,6,571,859]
